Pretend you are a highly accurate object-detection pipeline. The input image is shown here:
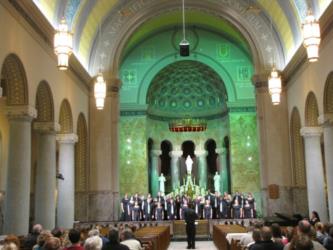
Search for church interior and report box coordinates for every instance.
[1,0,333,247]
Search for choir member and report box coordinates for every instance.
[232,199,241,219]
[121,193,130,221]
[194,195,202,219]
[167,197,176,220]
[247,192,256,218]
[203,200,212,219]
[243,199,252,219]
[212,191,219,219]
[142,195,154,221]
[155,202,164,221]
[132,201,141,221]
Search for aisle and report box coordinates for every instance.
[168,241,217,250]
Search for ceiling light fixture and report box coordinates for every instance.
[302,9,321,62]
[179,0,189,57]
[268,16,282,105]
[54,17,73,70]
[94,23,106,110]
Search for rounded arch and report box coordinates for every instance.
[181,140,195,158]
[324,71,333,113]
[0,53,29,105]
[305,92,319,127]
[75,113,88,192]
[290,107,306,186]
[35,81,54,122]
[59,99,73,133]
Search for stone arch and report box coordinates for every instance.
[290,107,306,186]
[75,113,88,192]
[324,72,333,113]
[0,53,29,105]
[35,81,54,122]
[59,99,73,133]
[305,92,319,127]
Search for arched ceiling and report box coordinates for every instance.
[33,0,332,76]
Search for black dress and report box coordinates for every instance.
[233,204,241,219]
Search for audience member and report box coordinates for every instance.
[282,227,295,245]
[315,223,327,244]
[310,211,320,226]
[240,226,254,247]
[323,227,333,250]
[84,236,103,250]
[120,229,143,250]
[43,237,61,250]
[272,223,285,245]
[25,224,43,249]
[63,229,84,250]
[88,228,109,246]
[2,243,18,250]
[3,235,20,249]
[291,236,314,250]
[33,230,52,250]
[251,226,283,250]
[248,229,261,250]
[102,227,129,250]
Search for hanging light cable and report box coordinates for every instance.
[94,23,106,110]
[54,17,73,70]
[302,8,320,62]
[268,16,282,105]
[179,0,189,56]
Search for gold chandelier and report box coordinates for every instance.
[54,17,73,70]
[268,68,282,105]
[302,10,321,62]
[94,72,106,110]
[169,118,207,132]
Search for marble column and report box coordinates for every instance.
[169,150,182,190]
[56,133,78,228]
[4,106,36,235]
[301,127,328,222]
[195,150,208,190]
[34,122,60,230]
[151,149,161,197]
[216,147,227,193]
[110,79,121,220]
[318,114,333,222]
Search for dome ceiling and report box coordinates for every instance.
[146,60,228,119]
[33,0,332,75]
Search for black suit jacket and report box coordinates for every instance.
[184,208,198,225]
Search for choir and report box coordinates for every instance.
[120,191,256,221]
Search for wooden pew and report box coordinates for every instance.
[135,225,170,250]
[213,224,246,250]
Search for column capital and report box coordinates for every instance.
[34,122,60,134]
[300,127,323,137]
[318,114,333,127]
[108,78,122,93]
[169,150,183,158]
[56,133,78,144]
[215,147,227,155]
[6,105,37,121]
[151,149,162,157]
[195,150,208,157]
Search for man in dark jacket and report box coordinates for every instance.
[184,208,198,249]
[251,227,283,250]
[102,227,129,250]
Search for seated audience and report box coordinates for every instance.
[33,230,53,250]
[43,237,62,250]
[102,227,129,250]
[88,228,109,246]
[282,227,295,245]
[248,229,262,250]
[25,224,43,249]
[3,235,20,249]
[120,229,143,250]
[2,243,18,250]
[272,223,285,245]
[315,223,327,244]
[291,236,314,250]
[323,227,333,250]
[251,226,283,250]
[240,226,254,247]
[84,236,103,250]
[63,229,84,250]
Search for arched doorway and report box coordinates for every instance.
[205,139,218,191]
[160,140,172,194]
[180,141,197,181]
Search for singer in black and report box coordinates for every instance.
[184,208,198,249]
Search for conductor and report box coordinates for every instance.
[184,207,198,249]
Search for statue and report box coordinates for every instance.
[158,173,166,194]
[185,155,193,174]
[214,172,221,193]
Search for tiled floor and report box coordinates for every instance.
[168,241,217,250]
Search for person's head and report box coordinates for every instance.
[43,237,61,250]
[4,235,20,249]
[261,227,272,241]
[88,229,100,238]
[315,222,324,233]
[271,223,282,238]
[285,226,295,242]
[37,230,53,247]
[120,229,134,241]
[32,224,43,235]
[84,236,103,250]
[293,235,314,250]
[51,227,63,238]
[2,243,18,250]
[311,211,320,220]
[108,227,120,244]
[298,220,312,236]
[68,229,81,244]
[252,229,261,242]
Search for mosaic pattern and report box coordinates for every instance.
[147,60,228,118]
